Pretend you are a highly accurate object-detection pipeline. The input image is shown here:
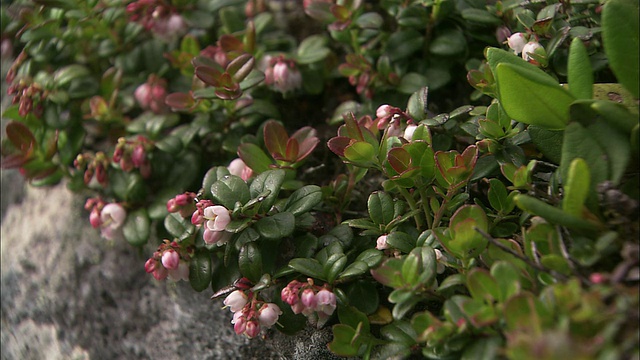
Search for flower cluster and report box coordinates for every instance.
[74,151,110,187]
[126,0,187,41]
[223,290,282,339]
[134,75,169,114]
[374,104,415,137]
[85,198,127,240]
[7,78,46,118]
[507,32,546,65]
[166,192,197,218]
[144,240,192,281]
[112,136,153,178]
[281,279,337,328]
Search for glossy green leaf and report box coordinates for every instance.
[202,167,231,199]
[386,231,415,254]
[210,175,251,210]
[238,242,263,282]
[344,141,376,166]
[189,250,212,292]
[327,325,361,357]
[249,169,285,212]
[283,185,322,216]
[164,212,196,240]
[514,194,600,231]
[255,212,295,240]
[288,258,325,280]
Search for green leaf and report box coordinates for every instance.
[466,268,500,303]
[345,281,379,315]
[490,261,521,303]
[495,63,575,129]
[189,250,212,292]
[528,126,563,164]
[386,231,415,254]
[255,212,295,240]
[296,34,331,64]
[488,178,512,214]
[602,0,639,98]
[461,336,503,360]
[386,30,424,61]
[238,242,263,282]
[368,191,395,226]
[123,208,150,246]
[202,167,231,199]
[344,141,376,166]
[407,87,429,122]
[164,212,195,240]
[211,175,251,209]
[567,37,593,99]
[514,194,600,231]
[238,143,273,174]
[283,185,322,216]
[380,320,417,346]
[430,28,466,56]
[324,253,347,283]
[327,325,361,357]
[249,169,285,212]
[288,258,325,280]
[562,158,590,217]
[338,305,370,334]
[401,251,420,286]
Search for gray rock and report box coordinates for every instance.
[0,174,342,360]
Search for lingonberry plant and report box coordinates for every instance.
[2,0,638,358]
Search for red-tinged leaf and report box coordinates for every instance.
[264,120,289,159]
[227,53,254,82]
[291,126,317,143]
[388,147,412,173]
[219,35,244,53]
[461,145,478,167]
[342,112,365,141]
[1,153,28,169]
[191,55,223,70]
[327,136,353,157]
[285,138,299,162]
[296,137,320,162]
[6,122,36,153]
[214,87,242,100]
[195,65,222,86]
[165,92,195,110]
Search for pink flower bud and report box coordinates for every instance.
[161,249,180,270]
[144,258,157,273]
[270,59,302,93]
[507,33,527,54]
[152,266,169,280]
[291,301,305,314]
[227,158,253,181]
[89,208,102,228]
[224,290,249,313]
[434,249,445,274]
[131,144,146,167]
[134,83,152,109]
[376,235,389,250]
[300,288,317,309]
[245,320,260,338]
[376,104,392,118]
[191,210,204,226]
[232,312,247,335]
[258,303,282,328]
[314,289,336,316]
[203,229,231,245]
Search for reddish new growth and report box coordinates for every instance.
[7,78,47,119]
[74,152,110,187]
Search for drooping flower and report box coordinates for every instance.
[264,56,302,93]
[521,41,546,65]
[161,249,180,270]
[507,33,527,54]
[100,203,127,240]
[202,205,232,245]
[224,290,249,313]
[376,234,389,250]
[258,303,282,327]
